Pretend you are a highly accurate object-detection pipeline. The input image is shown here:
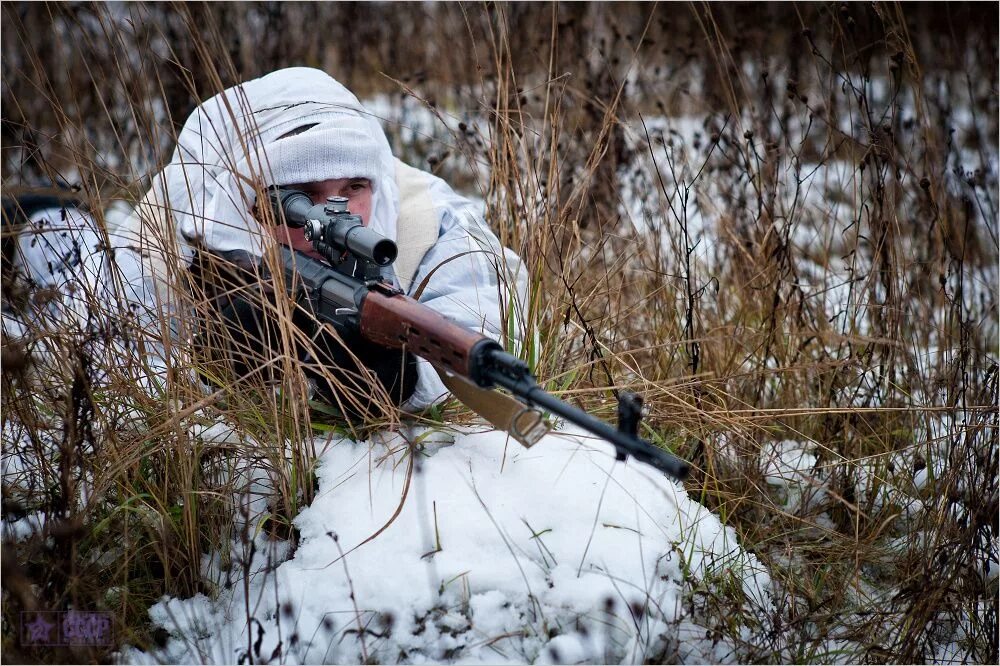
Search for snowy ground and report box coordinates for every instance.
[121,425,772,665]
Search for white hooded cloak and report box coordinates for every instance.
[10,68,527,411]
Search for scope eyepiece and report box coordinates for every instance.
[267,188,313,228]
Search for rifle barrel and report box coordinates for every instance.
[486,367,690,480]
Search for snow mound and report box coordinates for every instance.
[125,426,772,664]
[760,440,818,488]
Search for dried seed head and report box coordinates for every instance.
[1,342,30,378]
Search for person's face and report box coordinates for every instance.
[271,177,373,257]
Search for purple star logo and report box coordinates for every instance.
[23,613,56,645]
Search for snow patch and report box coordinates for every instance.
[124,426,772,664]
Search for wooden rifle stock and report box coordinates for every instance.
[359,288,495,383]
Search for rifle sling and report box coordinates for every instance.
[438,372,550,449]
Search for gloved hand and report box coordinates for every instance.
[192,249,285,384]
[215,287,284,383]
[201,250,418,421]
[298,312,419,422]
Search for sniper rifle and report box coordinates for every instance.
[265,187,689,480]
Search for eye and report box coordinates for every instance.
[349,180,370,193]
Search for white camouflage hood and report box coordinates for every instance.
[152,67,399,261]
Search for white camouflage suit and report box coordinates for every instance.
[6,67,526,411]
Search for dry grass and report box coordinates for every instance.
[2,2,997,663]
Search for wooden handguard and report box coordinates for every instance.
[359,289,489,379]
